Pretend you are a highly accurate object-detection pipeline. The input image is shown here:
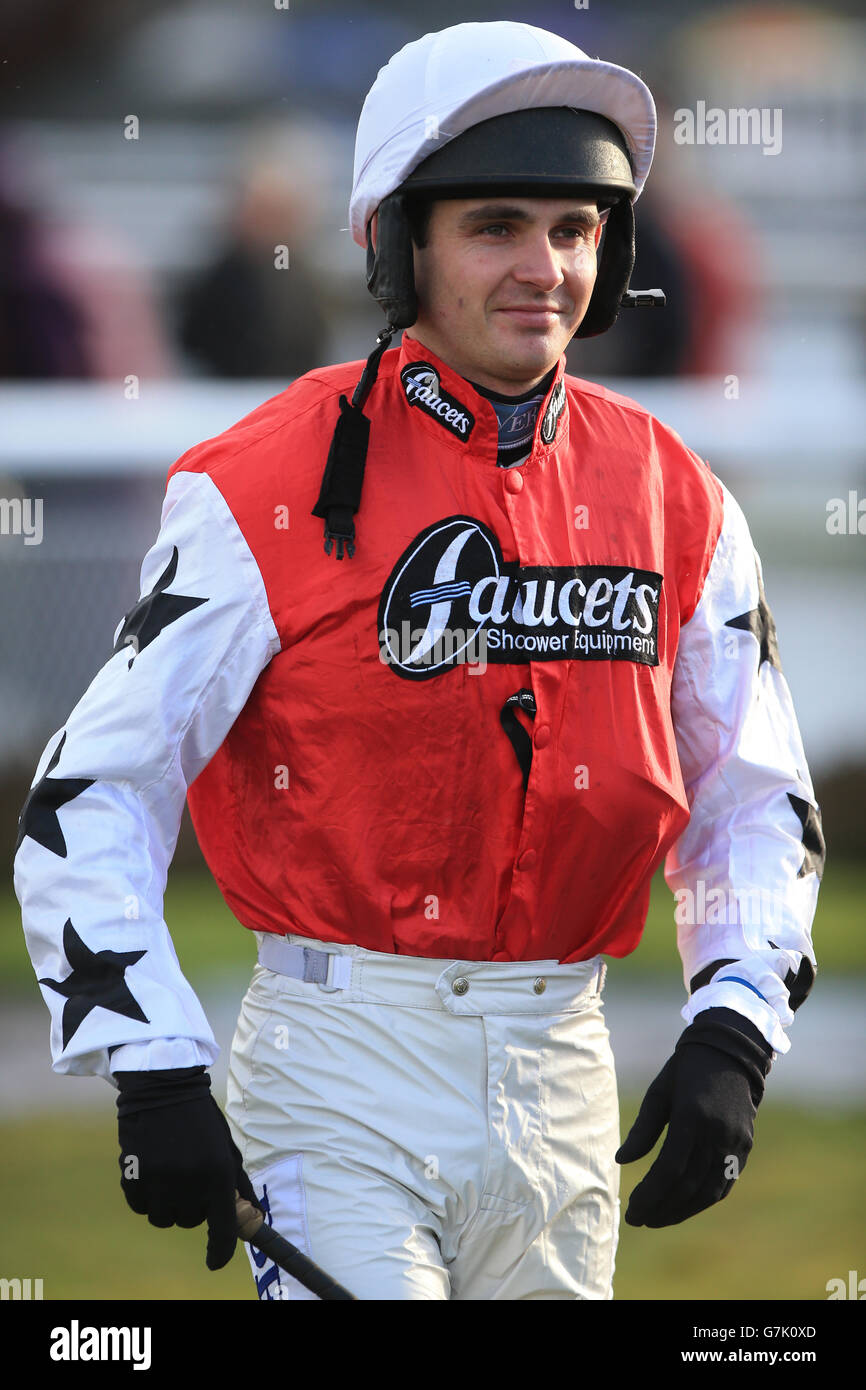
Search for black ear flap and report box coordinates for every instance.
[574,195,636,339]
[365,192,418,328]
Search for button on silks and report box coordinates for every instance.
[504,469,524,494]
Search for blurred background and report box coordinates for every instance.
[1,0,863,1301]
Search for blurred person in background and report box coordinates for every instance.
[0,151,173,380]
[176,124,332,378]
[0,174,91,377]
[570,94,761,380]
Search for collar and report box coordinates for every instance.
[469,363,557,406]
[392,333,569,466]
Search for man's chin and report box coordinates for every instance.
[493,338,567,382]
[491,321,571,358]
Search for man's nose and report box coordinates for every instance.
[511,234,565,290]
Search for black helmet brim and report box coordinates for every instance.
[400,107,636,203]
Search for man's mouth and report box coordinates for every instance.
[496,306,563,323]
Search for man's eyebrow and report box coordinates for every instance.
[456,204,601,230]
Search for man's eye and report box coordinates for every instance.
[477,223,594,240]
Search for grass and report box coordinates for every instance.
[613,1100,866,1301]
[3,858,863,998]
[1,1099,861,1301]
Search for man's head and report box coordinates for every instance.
[372,194,606,393]
[313,25,658,558]
[351,23,656,348]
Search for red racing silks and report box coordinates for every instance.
[168,334,723,964]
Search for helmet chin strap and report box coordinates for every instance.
[310,197,413,561]
[310,323,396,560]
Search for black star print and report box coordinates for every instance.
[113,546,207,669]
[15,732,95,859]
[787,793,826,880]
[724,562,782,671]
[38,918,149,1051]
[766,941,815,1013]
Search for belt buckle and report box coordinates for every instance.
[301,946,330,985]
[306,946,349,992]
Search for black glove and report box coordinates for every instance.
[615,1007,773,1228]
[115,1065,261,1270]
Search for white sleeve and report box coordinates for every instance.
[12,469,280,1083]
[664,479,824,1055]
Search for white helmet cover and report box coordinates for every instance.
[350,20,656,248]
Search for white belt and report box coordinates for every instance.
[255,931,606,1016]
[258,937,354,990]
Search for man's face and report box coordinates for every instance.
[406,196,603,395]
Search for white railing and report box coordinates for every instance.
[1,377,864,475]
